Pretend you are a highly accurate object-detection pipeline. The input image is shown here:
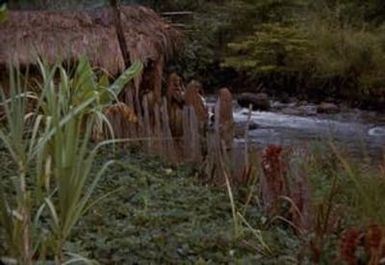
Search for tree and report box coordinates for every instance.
[222,23,313,75]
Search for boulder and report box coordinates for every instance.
[237,92,271,111]
[281,108,303,116]
[296,105,317,116]
[248,122,259,130]
[317,102,340,114]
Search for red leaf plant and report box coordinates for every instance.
[338,224,385,265]
[260,144,286,214]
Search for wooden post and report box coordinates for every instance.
[109,0,130,68]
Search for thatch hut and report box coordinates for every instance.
[0,5,180,103]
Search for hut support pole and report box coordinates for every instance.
[109,0,130,67]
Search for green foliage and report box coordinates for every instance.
[0,1,7,23]
[220,0,385,104]
[0,67,35,264]
[0,59,142,263]
[71,149,294,264]
[170,12,219,82]
[308,13,385,94]
[222,23,314,74]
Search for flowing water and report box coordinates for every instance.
[207,98,385,160]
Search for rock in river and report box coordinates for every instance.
[317,102,340,114]
[237,92,271,111]
[234,121,260,137]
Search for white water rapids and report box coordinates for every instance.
[207,98,385,159]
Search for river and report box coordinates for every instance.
[208,98,385,160]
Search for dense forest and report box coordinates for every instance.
[4,0,385,109]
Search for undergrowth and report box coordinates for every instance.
[1,141,385,264]
[71,147,300,264]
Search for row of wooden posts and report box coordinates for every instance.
[98,73,241,184]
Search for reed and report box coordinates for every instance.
[0,58,142,264]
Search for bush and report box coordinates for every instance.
[222,1,385,106]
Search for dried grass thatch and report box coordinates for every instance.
[0,5,179,73]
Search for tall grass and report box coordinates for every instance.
[0,66,35,265]
[0,58,142,264]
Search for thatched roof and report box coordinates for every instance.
[0,5,179,74]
